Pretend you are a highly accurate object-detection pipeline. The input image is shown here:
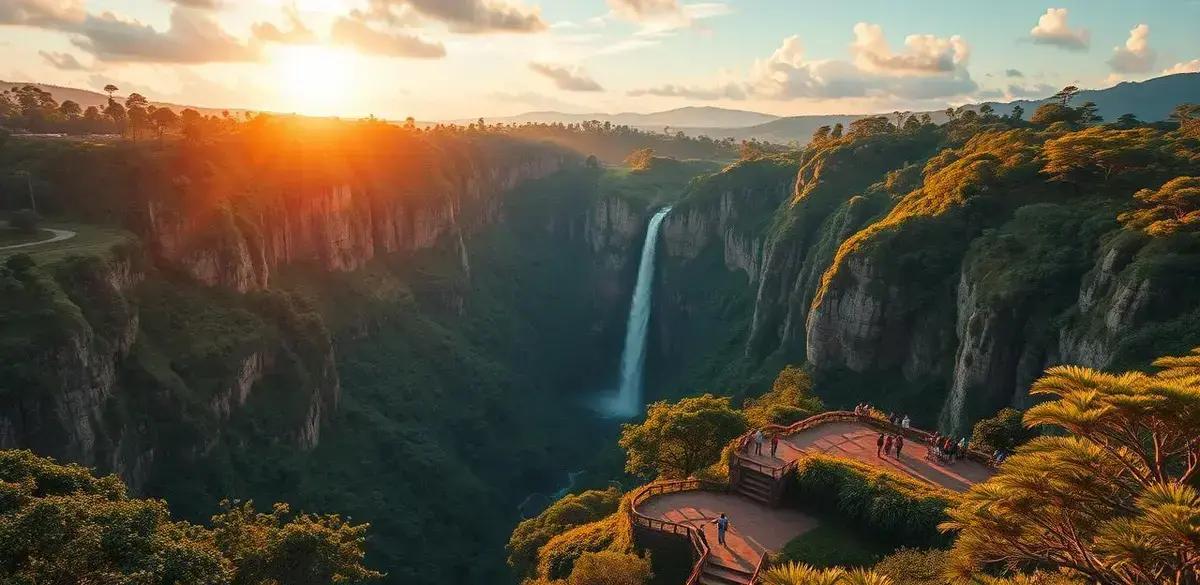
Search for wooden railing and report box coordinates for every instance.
[628,479,726,585]
[749,551,770,584]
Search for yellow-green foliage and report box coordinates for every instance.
[619,394,748,480]
[871,548,949,585]
[743,365,824,428]
[788,455,956,547]
[943,349,1200,585]
[1120,176,1200,235]
[566,551,652,585]
[1041,127,1167,183]
[528,492,637,583]
[0,449,380,585]
[762,562,893,585]
[507,488,623,578]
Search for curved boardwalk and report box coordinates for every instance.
[631,414,996,585]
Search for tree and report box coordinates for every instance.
[619,394,748,479]
[831,123,844,139]
[811,125,832,144]
[1052,85,1079,106]
[970,407,1034,454]
[566,551,652,585]
[847,116,894,139]
[624,147,656,171]
[104,100,126,124]
[57,99,81,118]
[743,365,824,428]
[1119,176,1200,236]
[103,83,118,99]
[1172,103,1200,137]
[1042,127,1162,184]
[979,104,996,120]
[942,350,1200,585]
[0,449,381,585]
[1030,103,1082,127]
[125,92,149,109]
[1078,101,1102,125]
[1010,104,1025,122]
[507,488,621,579]
[150,106,178,139]
[1113,113,1142,129]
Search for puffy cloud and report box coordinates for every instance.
[1163,59,1200,75]
[70,8,259,63]
[628,26,977,103]
[330,16,446,58]
[167,0,221,9]
[628,82,745,100]
[607,0,683,22]
[1005,68,1024,78]
[1030,8,1090,50]
[252,7,318,45]
[1107,24,1155,73]
[0,0,85,27]
[850,23,969,75]
[529,62,604,92]
[391,0,546,33]
[1006,83,1056,98]
[39,50,86,70]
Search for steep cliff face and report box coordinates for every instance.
[145,151,569,292]
[0,253,141,472]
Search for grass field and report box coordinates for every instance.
[0,222,136,265]
[0,227,55,247]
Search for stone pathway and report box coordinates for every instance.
[0,227,76,252]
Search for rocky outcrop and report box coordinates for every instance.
[146,152,569,291]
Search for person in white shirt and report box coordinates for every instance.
[901,415,911,429]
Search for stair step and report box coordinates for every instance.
[701,563,755,585]
[736,487,770,504]
[737,480,770,497]
[740,473,773,488]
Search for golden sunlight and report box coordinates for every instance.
[271,45,359,116]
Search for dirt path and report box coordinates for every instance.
[0,227,77,252]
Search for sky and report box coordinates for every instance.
[2,0,1199,120]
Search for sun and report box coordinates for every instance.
[271,45,359,116]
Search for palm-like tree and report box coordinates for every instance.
[761,563,892,585]
[943,350,1200,585]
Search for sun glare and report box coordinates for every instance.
[272,45,358,116]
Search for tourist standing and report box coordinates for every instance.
[895,435,904,458]
[958,437,968,460]
[901,415,911,429]
[711,513,730,545]
[876,433,885,457]
[754,429,764,455]
[770,433,780,458]
[884,434,894,457]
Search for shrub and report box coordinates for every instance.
[970,407,1034,454]
[8,209,40,234]
[619,394,747,480]
[743,366,824,428]
[567,551,652,585]
[787,455,955,548]
[508,488,622,578]
[872,548,949,585]
[536,516,622,580]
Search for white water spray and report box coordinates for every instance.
[602,207,672,418]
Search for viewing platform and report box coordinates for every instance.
[627,412,996,585]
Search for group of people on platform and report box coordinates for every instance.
[741,428,782,459]
[853,403,912,430]
[928,432,971,463]
[875,431,906,458]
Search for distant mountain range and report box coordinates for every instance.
[459,106,781,129]
[7,73,1198,144]
[480,73,1200,144]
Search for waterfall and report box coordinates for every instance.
[602,207,672,419]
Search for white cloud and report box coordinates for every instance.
[377,0,547,33]
[39,50,87,70]
[529,62,604,91]
[0,0,85,27]
[252,7,318,45]
[71,8,259,63]
[1107,24,1156,73]
[1005,83,1056,98]
[607,0,683,23]
[628,25,977,103]
[1030,8,1090,51]
[1163,59,1200,74]
[850,22,969,75]
[330,16,445,58]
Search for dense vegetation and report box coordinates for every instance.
[0,449,378,584]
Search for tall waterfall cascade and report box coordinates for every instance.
[601,207,672,419]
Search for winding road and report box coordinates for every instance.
[0,227,77,252]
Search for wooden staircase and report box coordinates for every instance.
[698,561,756,585]
[733,468,776,504]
